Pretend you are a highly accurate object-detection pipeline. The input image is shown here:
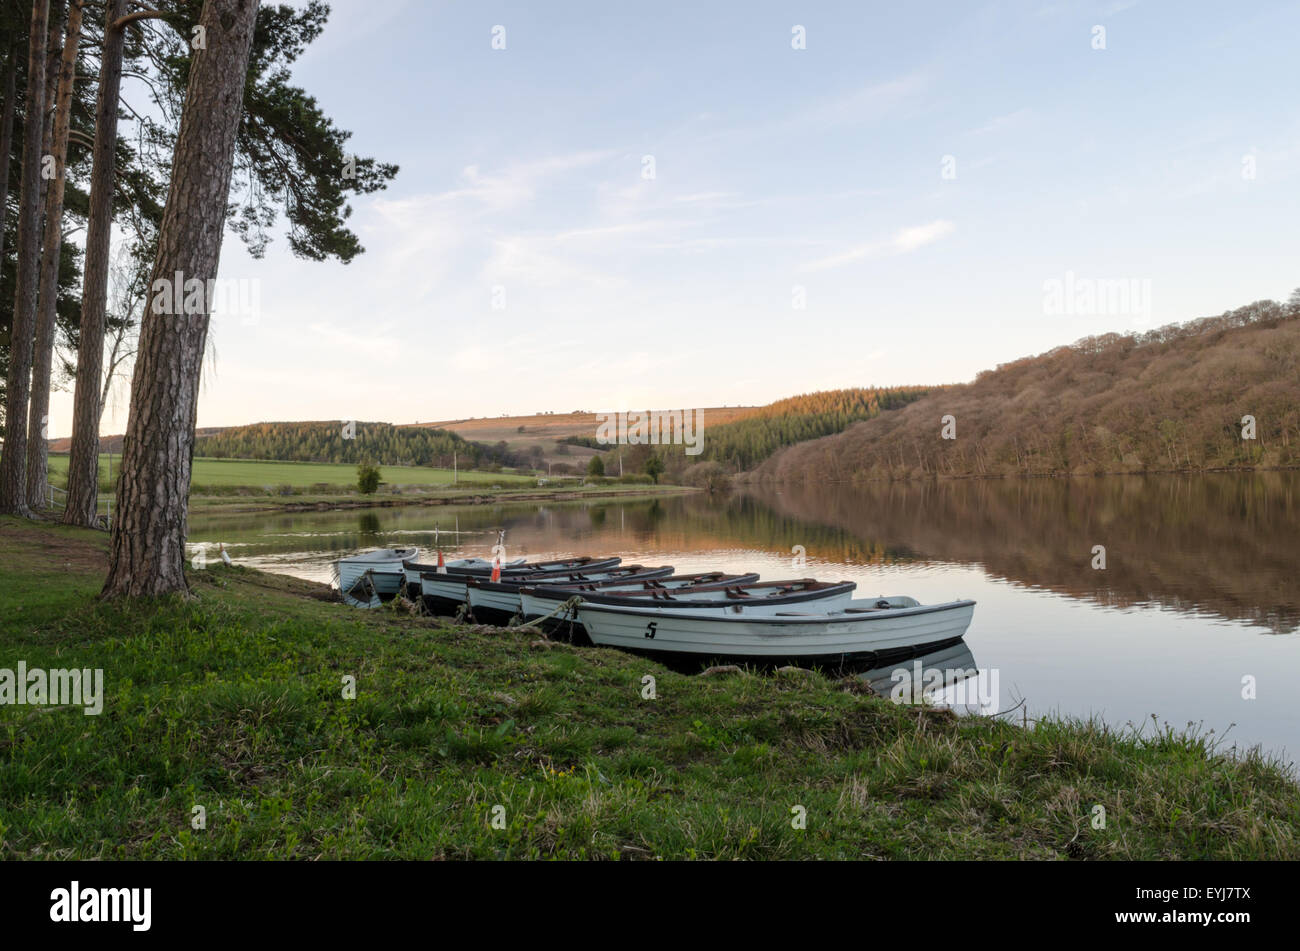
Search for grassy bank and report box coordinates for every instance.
[37,454,692,514]
[185,484,696,514]
[1,516,1296,859]
[45,454,539,492]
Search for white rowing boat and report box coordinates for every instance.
[418,556,625,614]
[575,596,976,666]
[404,554,620,599]
[519,571,761,624]
[466,565,675,623]
[333,547,420,608]
[401,555,527,594]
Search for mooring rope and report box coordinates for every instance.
[509,596,584,630]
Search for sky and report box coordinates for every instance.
[48,0,1300,437]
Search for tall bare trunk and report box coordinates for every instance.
[27,0,78,511]
[0,0,51,517]
[35,0,61,224]
[62,0,127,527]
[103,0,259,597]
[0,31,19,272]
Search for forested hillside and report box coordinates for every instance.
[196,421,519,469]
[749,296,1300,483]
[679,387,932,471]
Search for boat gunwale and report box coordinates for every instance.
[575,598,976,625]
[338,547,420,565]
[403,555,621,577]
[466,565,675,594]
[525,570,762,595]
[544,579,858,609]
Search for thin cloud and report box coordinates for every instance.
[803,219,956,271]
[970,108,1030,136]
[893,219,956,252]
[429,150,617,210]
[553,219,677,241]
[672,191,736,204]
[804,73,930,128]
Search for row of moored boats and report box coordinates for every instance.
[333,548,976,668]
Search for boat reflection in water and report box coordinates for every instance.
[859,640,997,715]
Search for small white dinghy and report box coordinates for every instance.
[575,596,976,667]
[333,547,420,608]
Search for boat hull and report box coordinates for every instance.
[525,577,847,641]
[576,599,976,668]
[420,574,473,615]
[367,570,405,598]
[334,548,419,608]
[465,585,524,623]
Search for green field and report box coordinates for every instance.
[44,455,539,490]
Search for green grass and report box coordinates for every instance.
[184,484,692,514]
[1,515,1297,860]
[44,455,538,492]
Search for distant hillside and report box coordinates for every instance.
[413,392,932,479]
[195,421,516,469]
[748,297,1300,483]
[409,407,763,467]
[685,387,932,471]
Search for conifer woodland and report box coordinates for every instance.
[196,420,522,469]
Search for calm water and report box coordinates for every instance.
[188,474,1300,762]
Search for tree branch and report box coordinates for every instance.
[110,10,165,32]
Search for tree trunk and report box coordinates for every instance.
[62,0,127,527]
[102,0,260,597]
[0,0,51,517]
[27,0,79,511]
[34,0,62,224]
[0,31,19,274]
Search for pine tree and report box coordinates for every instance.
[103,0,261,597]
